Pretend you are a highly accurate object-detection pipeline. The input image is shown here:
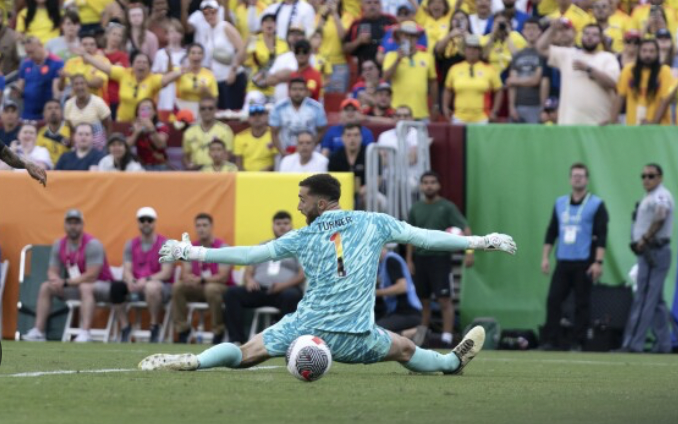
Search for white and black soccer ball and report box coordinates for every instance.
[285,335,332,382]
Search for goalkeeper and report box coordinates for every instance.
[139,174,517,375]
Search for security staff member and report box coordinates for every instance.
[541,163,609,350]
[620,163,674,353]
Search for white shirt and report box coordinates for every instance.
[18,144,53,169]
[188,7,227,46]
[261,1,316,39]
[268,52,317,102]
[97,155,145,172]
[279,151,328,172]
[152,48,187,111]
[470,15,490,35]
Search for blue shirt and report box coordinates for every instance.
[320,125,374,154]
[266,210,416,333]
[0,126,20,147]
[269,97,328,151]
[18,55,64,120]
[55,149,104,171]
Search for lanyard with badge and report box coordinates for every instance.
[563,193,590,245]
[65,244,83,280]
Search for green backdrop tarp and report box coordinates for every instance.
[462,125,678,331]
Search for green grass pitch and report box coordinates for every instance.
[0,341,677,424]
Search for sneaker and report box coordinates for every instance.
[412,325,428,347]
[446,325,485,375]
[177,329,191,344]
[150,325,160,343]
[138,353,199,371]
[120,326,132,343]
[23,328,46,342]
[74,330,92,343]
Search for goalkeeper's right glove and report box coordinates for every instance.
[159,233,207,263]
[467,233,517,255]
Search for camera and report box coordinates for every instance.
[498,22,507,32]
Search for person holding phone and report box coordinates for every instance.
[126,98,170,171]
[343,0,397,67]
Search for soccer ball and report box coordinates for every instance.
[285,335,332,382]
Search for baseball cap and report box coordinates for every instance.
[200,0,219,10]
[288,24,305,35]
[376,82,392,93]
[656,28,672,39]
[65,209,84,221]
[340,98,361,110]
[107,132,126,145]
[396,2,415,14]
[397,21,421,36]
[2,99,18,110]
[623,29,641,42]
[465,34,481,47]
[175,109,195,124]
[136,207,158,220]
[559,17,574,30]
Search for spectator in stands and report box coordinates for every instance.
[375,246,422,335]
[152,19,187,114]
[16,0,61,44]
[350,59,382,108]
[383,21,439,121]
[541,96,559,124]
[262,25,308,103]
[224,211,305,345]
[482,12,527,77]
[247,14,289,102]
[443,34,503,124]
[0,11,21,74]
[328,123,367,206]
[258,0,316,40]
[619,30,640,69]
[469,0,492,35]
[487,0,529,34]
[313,0,354,93]
[0,101,21,147]
[343,0,397,67]
[64,74,112,151]
[0,123,52,170]
[280,130,329,172]
[183,96,235,170]
[127,98,170,171]
[174,43,219,117]
[547,0,594,37]
[73,0,108,34]
[363,82,396,124]
[82,50,183,123]
[411,0,450,54]
[290,40,323,102]
[613,39,673,125]
[539,20,575,106]
[376,105,419,190]
[45,9,81,62]
[507,17,544,124]
[321,98,374,156]
[185,0,231,49]
[126,4,159,61]
[406,171,473,348]
[61,32,109,101]
[233,104,277,172]
[103,22,129,121]
[195,0,247,111]
[55,123,104,171]
[376,3,427,65]
[540,163,608,351]
[97,133,145,172]
[113,207,171,342]
[172,213,231,344]
[36,100,71,166]
[655,28,678,68]
[435,9,471,88]
[269,77,327,155]
[101,0,128,27]
[17,37,64,121]
[593,0,623,54]
[631,0,677,37]
[537,21,620,125]
[23,209,113,342]
[202,139,238,173]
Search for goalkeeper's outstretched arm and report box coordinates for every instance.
[159,233,274,265]
[395,224,517,255]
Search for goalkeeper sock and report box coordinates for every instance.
[401,347,460,373]
[197,343,243,369]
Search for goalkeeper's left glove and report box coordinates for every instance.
[159,232,207,263]
[467,233,517,255]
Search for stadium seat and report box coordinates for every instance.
[61,300,116,342]
[185,302,216,344]
[17,245,69,341]
[0,260,8,334]
[248,307,280,340]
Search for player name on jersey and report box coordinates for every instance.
[316,216,353,231]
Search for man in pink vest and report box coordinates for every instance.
[171,213,231,344]
[114,207,174,343]
[24,209,113,342]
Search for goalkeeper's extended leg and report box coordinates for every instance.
[384,326,485,375]
[138,333,271,371]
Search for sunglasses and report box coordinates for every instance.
[295,49,310,55]
[200,106,215,111]
[624,39,640,45]
[641,173,659,180]
[249,105,267,114]
[138,217,155,223]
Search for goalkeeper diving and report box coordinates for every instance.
[139,174,517,374]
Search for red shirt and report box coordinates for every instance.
[129,122,169,166]
[362,106,395,118]
[292,66,323,101]
[105,50,130,104]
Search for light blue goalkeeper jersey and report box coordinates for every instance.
[266,210,412,334]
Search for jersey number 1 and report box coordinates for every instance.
[330,232,347,277]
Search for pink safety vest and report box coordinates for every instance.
[130,235,167,279]
[58,233,113,282]
[191,238,234,286]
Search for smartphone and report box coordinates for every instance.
[498,22,507,32]
[359,23,371,34]
[401,39,411,55]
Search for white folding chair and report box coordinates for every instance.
[249,306,281,340]
[61,300,116,342]
[0,260,9,335]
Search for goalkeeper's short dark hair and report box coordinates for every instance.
[299,174,341,202]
